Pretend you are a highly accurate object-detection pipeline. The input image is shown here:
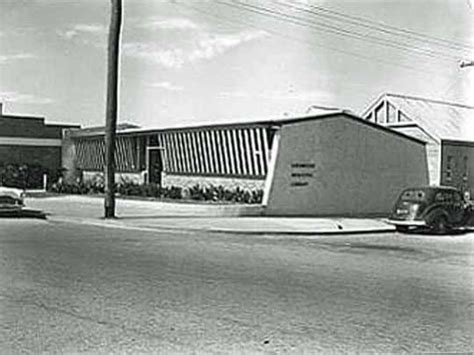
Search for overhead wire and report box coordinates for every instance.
[172,1,455,80]
[221,0,464,61]
[282,0,473,52]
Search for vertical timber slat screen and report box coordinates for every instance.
[75,136,139,172]
[74,126,272,178]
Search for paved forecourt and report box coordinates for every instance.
[24,195,394,235]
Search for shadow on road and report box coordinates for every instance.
[0,209,47,220]
[398,228,472,237]
[344,242,420,253]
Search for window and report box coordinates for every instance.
[401,189,426,201]
[398,111,411,123]
[435,192,452,202]
[149,134,159,146]
[387,103,397,123]
[447,192,454,202]
[453,192,462,203]
[446,155,453,181]
[463,156,468,181]
[375,103,385,124]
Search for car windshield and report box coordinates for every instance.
[399,189,428,202]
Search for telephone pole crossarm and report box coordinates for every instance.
[460,60,474,68]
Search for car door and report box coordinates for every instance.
[451,191,466,225]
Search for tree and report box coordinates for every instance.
[104,0,122,218]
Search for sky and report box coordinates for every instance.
[0,0,473,128]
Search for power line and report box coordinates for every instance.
[221,0,452,60]
[174,1,453,80]
[284,1,473,51]
[277,1,473,55]
[221,0,463,61]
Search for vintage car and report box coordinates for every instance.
[0,186,25,212]
[387,186,472,234]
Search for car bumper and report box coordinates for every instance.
[0,205,23,212]
[386,219,426,227]
[0,206,46,219]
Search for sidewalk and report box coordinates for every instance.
[24,195,395,235]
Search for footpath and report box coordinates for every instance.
[22,194,394,235]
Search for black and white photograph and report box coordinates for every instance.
[0,0,473,353]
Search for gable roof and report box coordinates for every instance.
[70,123,139,135]
[362,93,474,142]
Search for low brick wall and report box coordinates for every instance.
[162,174,265,191]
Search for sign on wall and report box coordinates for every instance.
[290,162,315,187]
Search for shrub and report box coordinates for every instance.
[0,163,49,189]
[162,186,183,199]
[91,174,105,193]
[142,183,161,198]
[117,180,141,196]
[189,184,205,200]
[49,177,262,204]
[183,184,263,204]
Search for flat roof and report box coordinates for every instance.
[1,114,45,122]
[70,110,426,145]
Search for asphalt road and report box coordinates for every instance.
[0,219,473,353]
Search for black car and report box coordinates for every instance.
[388,186,472,233]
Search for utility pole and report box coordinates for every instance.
[104,0,122,218]
[460,60,474,68]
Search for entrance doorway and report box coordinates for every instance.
[147,148,163,186]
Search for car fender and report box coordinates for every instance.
[423,208,450,226]
[461,204,473,225]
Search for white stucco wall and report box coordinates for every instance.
[391,125,441,185]
[61,130,79,183]
[265,116,429,216]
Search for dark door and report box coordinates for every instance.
[148,149,163,186]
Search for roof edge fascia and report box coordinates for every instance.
[385,93,474,110]
[360,93,388,117]
[70,111,347,138]
[384,96,442,143]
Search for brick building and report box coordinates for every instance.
[0,103,79,187]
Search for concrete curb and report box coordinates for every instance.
[0,208,47,219]
[46,215,395,236]
[202,227,396,236]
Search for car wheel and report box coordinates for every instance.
[431,215,448,235]
[396,225,409,233]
